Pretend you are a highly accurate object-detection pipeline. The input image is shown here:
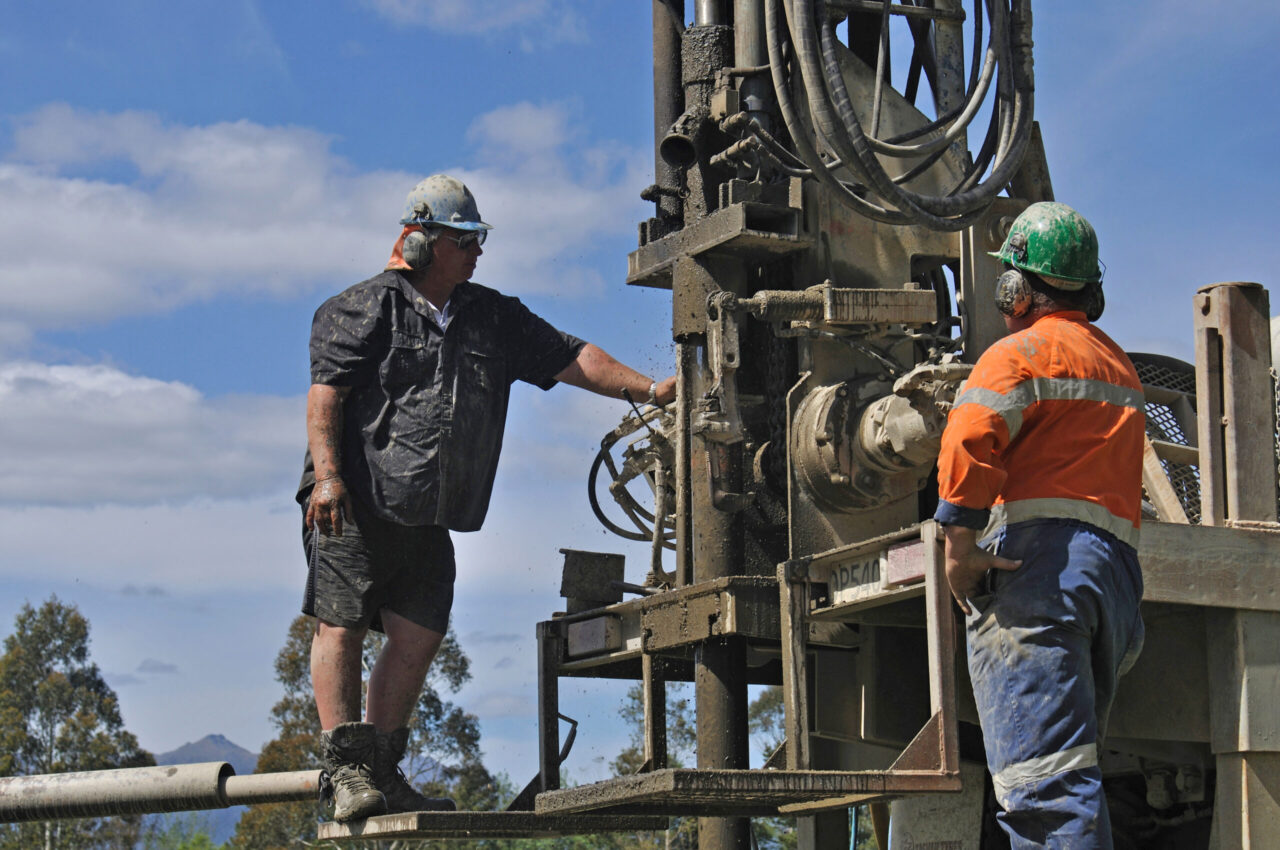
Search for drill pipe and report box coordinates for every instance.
[0,762,323,823]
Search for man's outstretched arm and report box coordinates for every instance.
[555,343,677,406]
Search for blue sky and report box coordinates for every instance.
[2,0,1278,790]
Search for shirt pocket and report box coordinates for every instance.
[460,345,506,393]
[382,330,437,390]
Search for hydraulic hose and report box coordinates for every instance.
[864,0,992,156]
[765,0,917,225]
[812,0,1032,221]
[755,0,1035,231]
[793,0,986,229]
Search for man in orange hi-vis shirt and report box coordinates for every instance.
[934,203,1146,848]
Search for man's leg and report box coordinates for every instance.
[366,608,444,731]
[366,609,455,812]
[310,619,387,821]
[312,619,367,728]
[303,491,390,822]
[968,522,1141,849]
[969,594,1107,847]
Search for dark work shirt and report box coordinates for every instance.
[297,272,584,530]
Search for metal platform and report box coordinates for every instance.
[317,811,669,841]
[534,767,944,817]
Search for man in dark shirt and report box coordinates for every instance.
[300,175,675,820]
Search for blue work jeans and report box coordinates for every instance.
[967,519,1144,849]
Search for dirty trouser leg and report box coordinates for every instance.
[966,520,1144,849]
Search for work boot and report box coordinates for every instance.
[321,722,388,822]
[373,727,457,813]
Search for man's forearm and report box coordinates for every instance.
[555,343,674,404]
[307,384,350,480]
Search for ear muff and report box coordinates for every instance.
[994,269,1032,318]
[1083,281,1105,322]
[402,229,432,269]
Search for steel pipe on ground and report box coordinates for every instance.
[0,763,323,823]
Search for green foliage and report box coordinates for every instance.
[852,806,877,850]
[0,596,155,850]
[748,683,785,762]
[749,685,795,850]
[139,813,224,850]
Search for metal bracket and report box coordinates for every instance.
[508,714,579,811]
[694,290,746,444]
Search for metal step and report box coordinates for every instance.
[316,810,668,841]
[533,766,958,818]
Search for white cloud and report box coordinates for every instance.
[457,101,649,297]
[0,355,661,583]
[0,496,302,593]
[469,690,534,718]
[137,658,180,675]
[234,0,289,76]
[0,361,302,506]
[1,105,401,330]
[0,102,647,339]
[362,0,587,46]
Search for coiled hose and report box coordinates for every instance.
[754,0,1035,231]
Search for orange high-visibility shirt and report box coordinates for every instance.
[935,311,1145,547]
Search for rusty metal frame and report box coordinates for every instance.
[628,197,811,290]
[549,577,782,677]
[533,523,959,819]
[1194,282,1279,527]
[1191,281,1280,846]
[532,577,783,811]
[775,520,960,814]
[536,620,564,796]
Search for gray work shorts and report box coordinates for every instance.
[301,495,455,634]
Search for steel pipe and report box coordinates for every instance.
[0,763,323,823]
[653,0,685,227]
[733,0,771,128]
[224,771,325,806]
[695,0,725,25]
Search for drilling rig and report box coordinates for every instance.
[12,2,1268,848]
[504,2,1280,848]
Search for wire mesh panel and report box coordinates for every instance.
[1131,354,1201,524]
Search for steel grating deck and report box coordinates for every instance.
[534,769,940,817]
[317,811,669,841]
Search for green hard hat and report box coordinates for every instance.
[990,202,1103,290]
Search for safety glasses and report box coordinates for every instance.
[444,229,486,250]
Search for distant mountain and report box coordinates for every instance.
[152,734,259,844]
[156,733,258,776]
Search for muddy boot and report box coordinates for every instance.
[321,722,388,822]
[373,727,457,813]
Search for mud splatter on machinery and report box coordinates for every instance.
[518,2,1280,848]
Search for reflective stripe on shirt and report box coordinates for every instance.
[955,377,1146,442]
[988,498,1140,549]
[935,312,1145,531]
